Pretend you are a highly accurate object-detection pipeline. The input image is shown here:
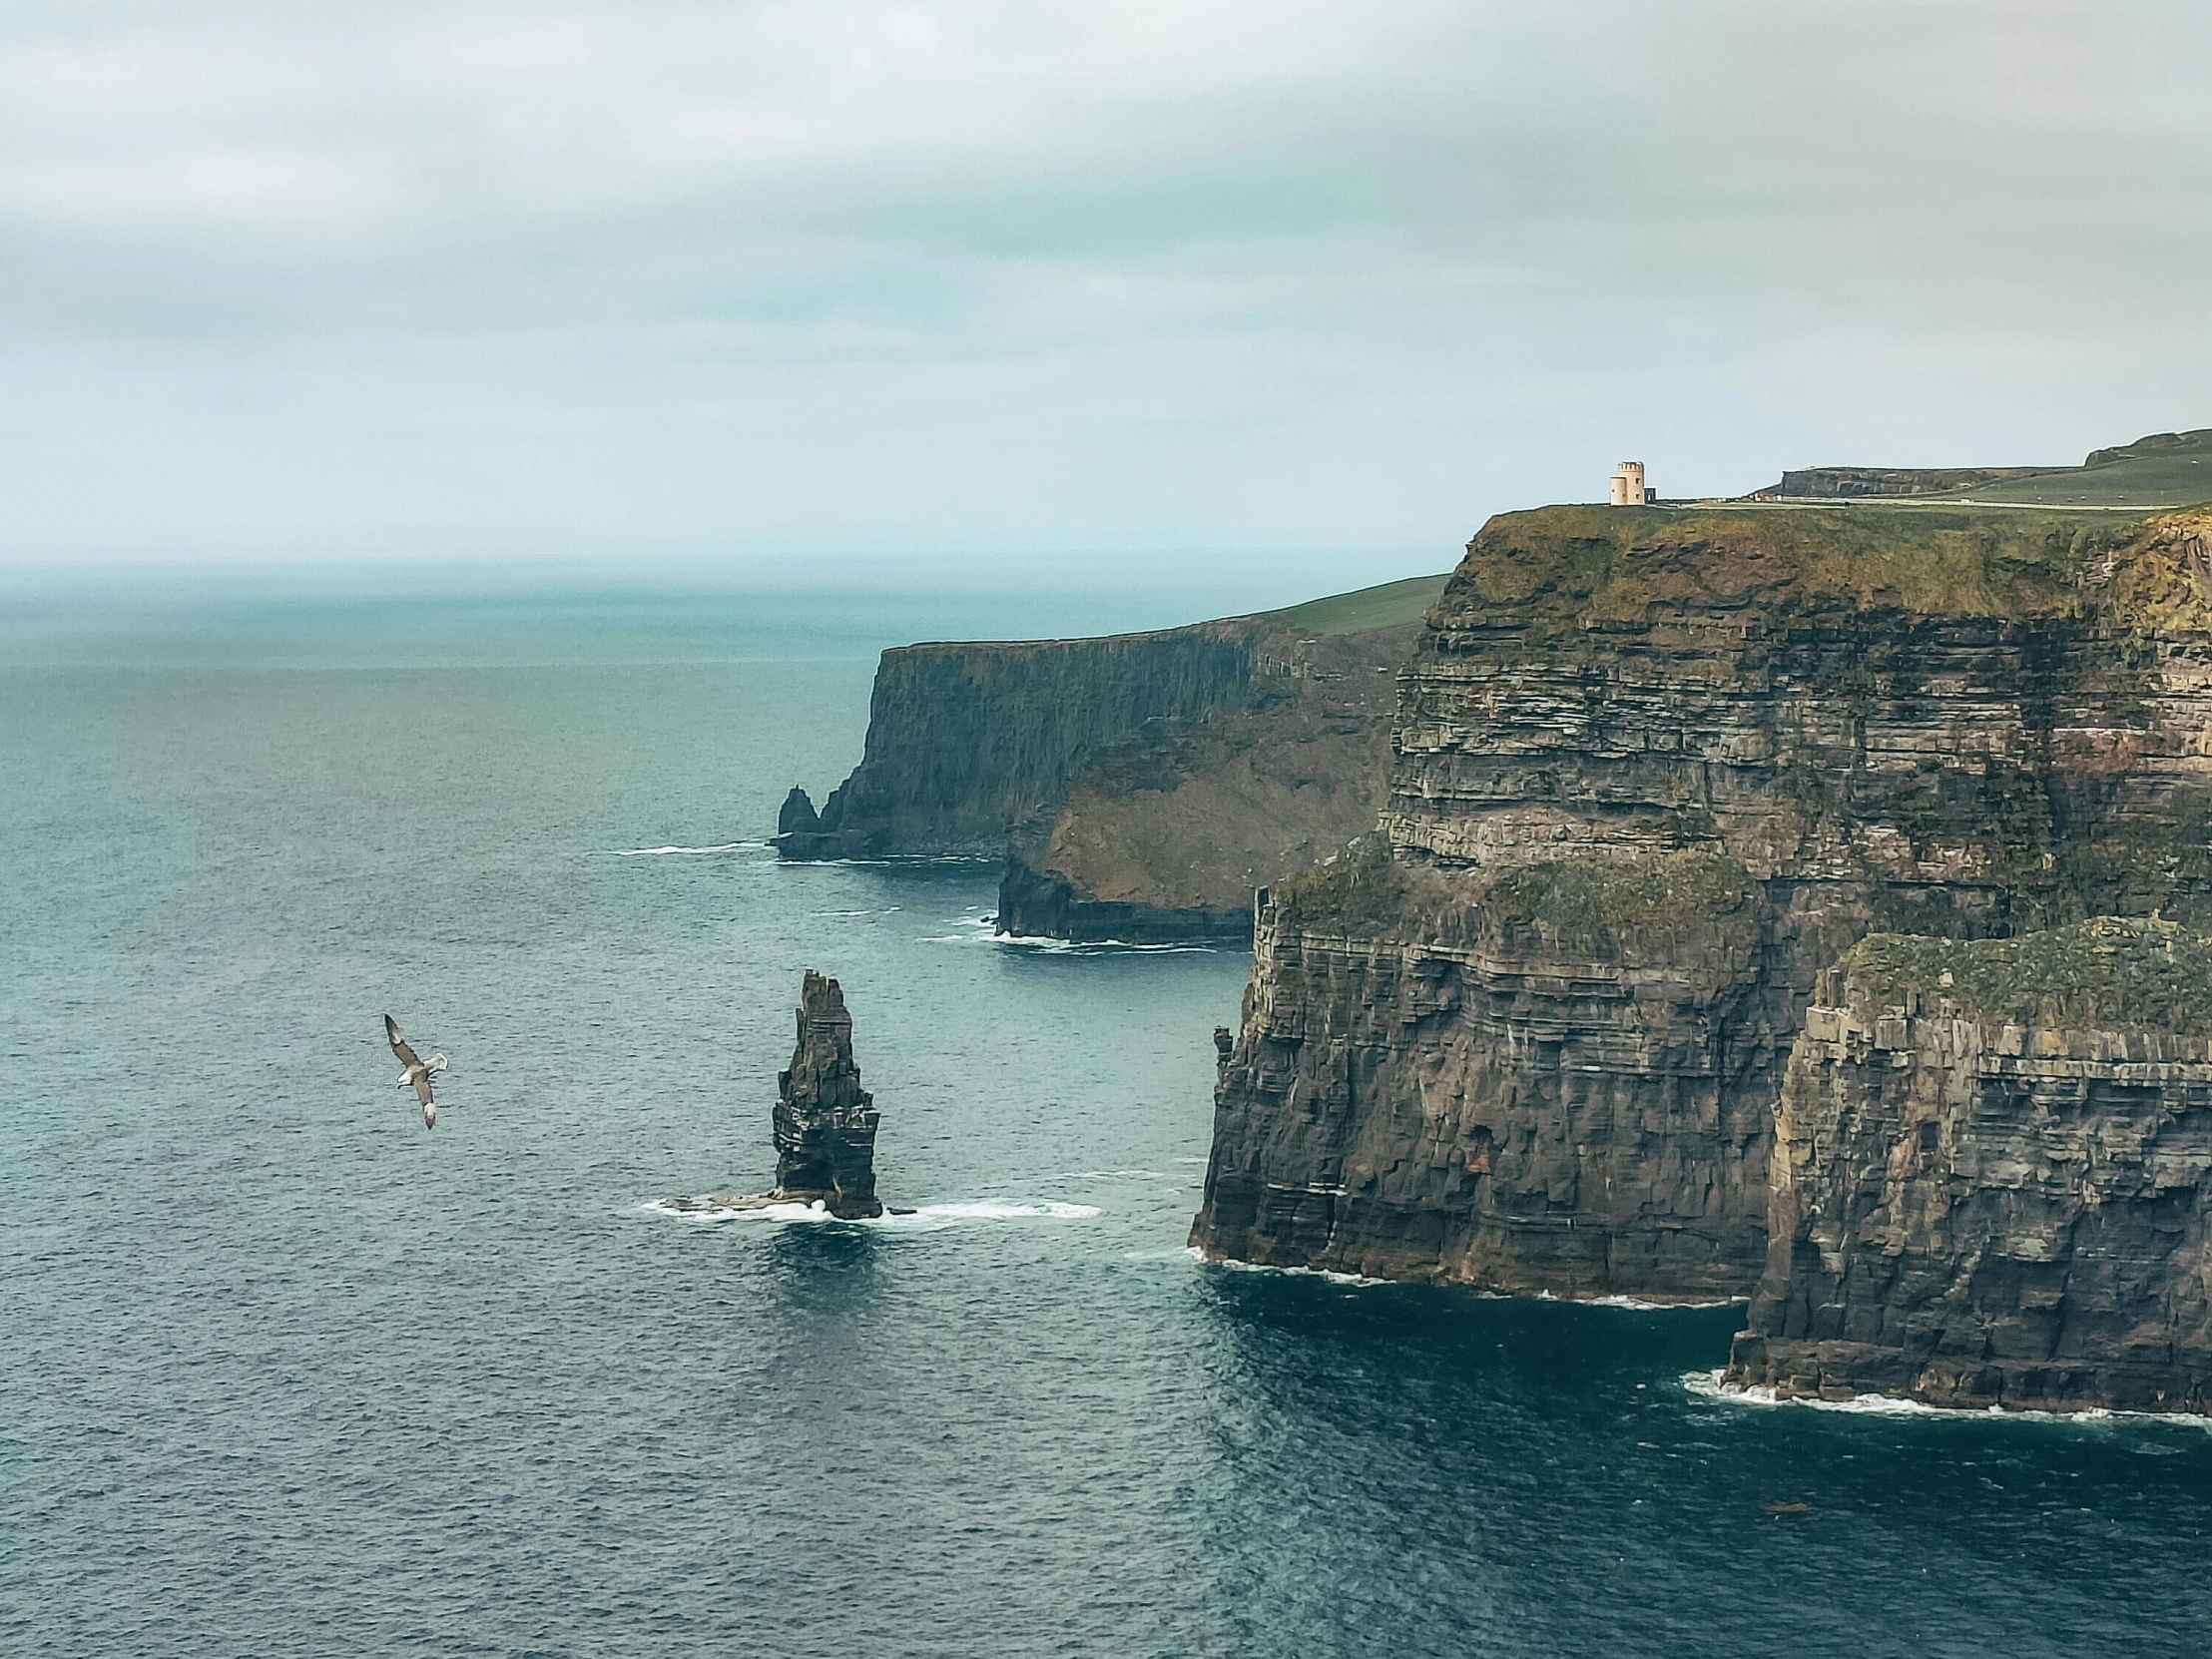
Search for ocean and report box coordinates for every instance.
[5,578,2212,1658]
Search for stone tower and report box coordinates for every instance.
[1609,461,1649,506]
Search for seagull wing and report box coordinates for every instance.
[385,1014,422,1071]
[412,1069,436,1116]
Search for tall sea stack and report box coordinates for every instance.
[774,970,882,1219]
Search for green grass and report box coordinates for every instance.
[1453,503,2156,629]
[1840,917,2212,1032]
[1944,430,2212,508]
[1260,572,1452,636]
[1481,849,1752,929]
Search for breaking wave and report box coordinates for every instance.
[644,1198,1100,1229]
[1197,1262,1747,1304]
[1197,1249,1390,1288]
[1682,1370,2212,1426]
[600,841,765,856]
[912,914,1224,954]
[991,934,1223,955]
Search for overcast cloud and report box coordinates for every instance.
[2,0,2207,571]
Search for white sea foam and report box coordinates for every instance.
[601,841,763,856]
[1200,1251,1391,1288]
[990,933,1222,954]
[773,854,985,869]
[810,907,902,917]
[644,1198,1100,1228]
[1680,1369,2212,1426]
[1682,1371,1952,1415]
[1198,1258,1748,1302]
[643,1198,822,1224]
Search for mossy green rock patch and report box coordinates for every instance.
[1440,503,2212,637]
[1840,916,2212,1032]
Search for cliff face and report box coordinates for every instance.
[1750,466,2057,500]
[1197,842,1777,1298]
[777,575,1444,941]
[1193,503,2212,1302]
[996,616,1419,940]
[774,970,882,1219]
[1725,920,2212,1412]
[779,630,1256,859]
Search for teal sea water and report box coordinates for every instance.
[7,580,2212,1658]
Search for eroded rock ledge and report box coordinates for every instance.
[1724,920,2212,1413]
[1193,502,2212,1303]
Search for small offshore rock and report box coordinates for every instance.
[778,786,822,835]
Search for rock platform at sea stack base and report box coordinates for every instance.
[664,969,887,1220]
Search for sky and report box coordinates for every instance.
[2,0,2208,579]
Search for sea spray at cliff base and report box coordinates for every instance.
[644,1198,1103,1226]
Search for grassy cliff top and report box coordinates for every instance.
[1840,917,2212,1032]
[1261,571,1451,637]
[1443,502,2212,633]
[894,569,1451,654]
[1943,428,2212,508]
[1746,428,2212,509]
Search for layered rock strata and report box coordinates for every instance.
[1748,466,2057,500]
[1193,503,2212,1302]
[1724,920,2212,1413]
[775,574,1444,941]
[659,969,887,1219]
[774,629,1254,859]
[1197,840,1777,1298]
[772,970,882,1218]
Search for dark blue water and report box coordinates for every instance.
[6,585,2212,1658]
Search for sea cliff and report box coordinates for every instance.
[778,575,1443,941]
[1724,920,2212,1412]
[1192,502,2212,1302]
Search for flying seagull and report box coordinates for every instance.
[384,1014,448,1129]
